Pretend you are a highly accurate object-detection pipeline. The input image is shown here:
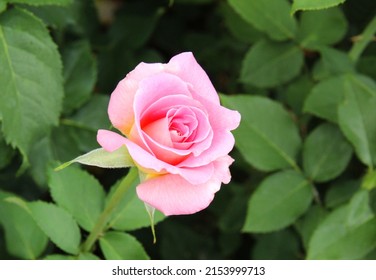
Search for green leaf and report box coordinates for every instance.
[44,254,75,260]
[107,178,165,232]
[243,170,313,233]
[297,7,347,47]
[99,231,149,260]
[252,229,300,259]
[62,40,97,115]
[220,2,263,44]
[307,205,376,259]
[325,180,360,209]
[0,195,48,259]
[228,0,297,41]
[0,130,14,169]
[221,95,301,172]
[282,75,314,115]
[48,166,105,231]
[55,147,134,171]
[295,205,328,250]
[362,169,376,190]
[0,8,63,162]
[338,74,376,167]
[78,252,100,260]
[304,76,345,123]
[303,123,352,182]
[0,2,6,14]
[347,190,374,228]
[241,40,303,88]
[5,0,72,5]
[313,47,355,81]
[292,0,346,14]
[28,201,81,255]
[70,94,110,130]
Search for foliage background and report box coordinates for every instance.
[0,0,376,260]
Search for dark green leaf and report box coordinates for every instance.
[228,0,297,41]
[338,74,376,167]
[297,7,347,47]
[303,123,352,182]
[347,190,374,227]
[252,229,300,259]
[313,47,355,80]
[99,231,149,260]
[295,205,328,250]
[48,167,105,231]
[325,180,360,209]
[28,201,81,255]
[62,40,97,115]
[292,0,346,14]
[220,2,263,44]
[282,75,314,115]
[307,205,376,259]
[304,76,345,123]
[222,95,301,172]
[241,40,303,88]
[5,0,72,6]
[0,194,48,259]
[0,130,14,169]
[0,8,63,163]
[243,170,313,233]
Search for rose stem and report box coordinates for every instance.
[349,15,376,63]
[81,167,138,252]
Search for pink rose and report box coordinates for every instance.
[97,52,240,216]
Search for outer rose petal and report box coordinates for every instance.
[136,174,220,216]
[108,63,164,135]
[136,156,234,216]
[167,52,220,104]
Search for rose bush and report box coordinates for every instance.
[97,52,240,216]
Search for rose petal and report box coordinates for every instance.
[167,52,220,105]
[108,63,164,136]
[97,129,214,184]
[136,173,221,216]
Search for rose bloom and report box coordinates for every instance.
[97,52,240,216]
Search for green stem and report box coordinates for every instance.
[81,168,138,252]
[349,15,376,62]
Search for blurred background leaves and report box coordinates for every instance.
[0,0,376,260]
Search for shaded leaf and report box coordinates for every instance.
[241,40,303,88]
[228,0,297,41]
[28,201,81,255]
[0,194,48,259]
[48,166,105,231]
[99,231,149,260]
[252,229,300,259]
[62,40,97,115]
[303,123,352,182]
[304,76,345,123]
[222,95,301,172]
[243,170,313,233]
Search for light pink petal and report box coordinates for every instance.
[212,155,234,184]
[97,130,214,184]
[134,73,192,116]
[136,173,221,216]
[166,52,220,105]
[108,63,164,136]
